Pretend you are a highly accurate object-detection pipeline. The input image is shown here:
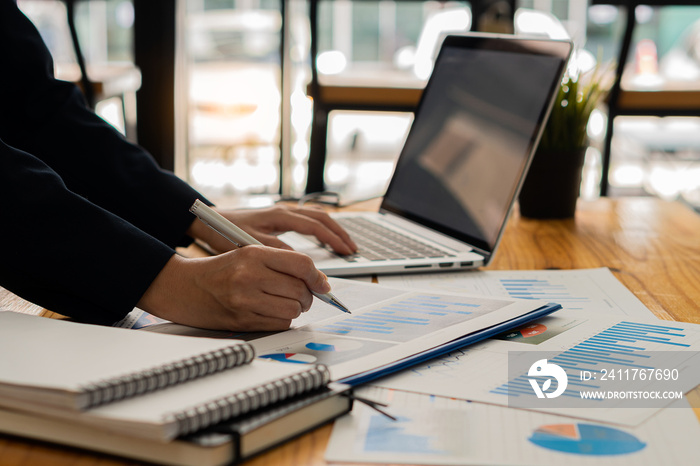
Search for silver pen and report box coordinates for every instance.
[190,199,351,314]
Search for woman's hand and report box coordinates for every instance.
[138,246,331,331]
[188,204,357,255]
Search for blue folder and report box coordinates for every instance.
[339,302,562,386]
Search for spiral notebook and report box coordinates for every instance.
[0,312,336,441]
[0,383,353,466]
[0,312,255,411]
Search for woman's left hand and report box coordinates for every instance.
[188,204,357,255]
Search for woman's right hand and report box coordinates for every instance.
[137,245,331,331]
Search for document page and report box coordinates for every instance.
[249,280,552,382]
[374,309,700,426]
[326,387,700,465]
[376,268,655,318]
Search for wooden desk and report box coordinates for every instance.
[2,197,700,465]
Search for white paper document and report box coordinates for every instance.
[325,387,700,465]
[248,279,553,382]
[373,310,700,426]
[376,268,655,318]
[117,279,555,385]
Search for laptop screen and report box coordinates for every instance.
[381,35,571,255]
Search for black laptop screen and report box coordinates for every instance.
[381,35,570,255]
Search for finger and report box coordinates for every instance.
[257,273,313,317]
[251,316,292,332]
[196,285,296,331]
[254,233,294,250]
[216,280,303,325]
[257,247,331,294]
[272,210,356,255]
[225,309,293,331]
[292,208,358,252]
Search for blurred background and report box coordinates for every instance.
[17,0,700,211]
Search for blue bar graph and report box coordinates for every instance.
[499,279,589,310]
[491,321,691,398]
[311,294,482,342]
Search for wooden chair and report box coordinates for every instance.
[54,62,141,140]
[594,0,700,196]
[305,2,475,193]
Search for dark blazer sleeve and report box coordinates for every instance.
[0,1,207,325]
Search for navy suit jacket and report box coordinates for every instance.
[0,1,207,324]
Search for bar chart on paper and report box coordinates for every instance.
[492,320,700,404]
[309,294,493,342]
[325,390,472,464]
[498,279,588,308]
[326,386,700,466]
[375,268,655,317]
[252,290,530,378]
[372,312,700,426]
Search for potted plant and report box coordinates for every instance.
[519,60,612,218]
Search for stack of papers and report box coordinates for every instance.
[326,386,700,465]
[324,268,700,465]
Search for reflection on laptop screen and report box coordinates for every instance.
[382,37,568,254]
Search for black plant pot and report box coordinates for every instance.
[519,148,586,219]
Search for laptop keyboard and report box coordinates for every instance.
[337,217,455,262]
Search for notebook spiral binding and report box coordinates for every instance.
[173,364,331,436]
[82,343,255,409]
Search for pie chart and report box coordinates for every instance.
[503,323,547,340]
[528,423,646,456]
[259,353,317,364]
[305,339,363,352]
[518,323,548,338]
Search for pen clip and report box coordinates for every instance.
[208,223,244,247]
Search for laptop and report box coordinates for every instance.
[282,34,572,277]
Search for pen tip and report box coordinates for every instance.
[331,298,351,314]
